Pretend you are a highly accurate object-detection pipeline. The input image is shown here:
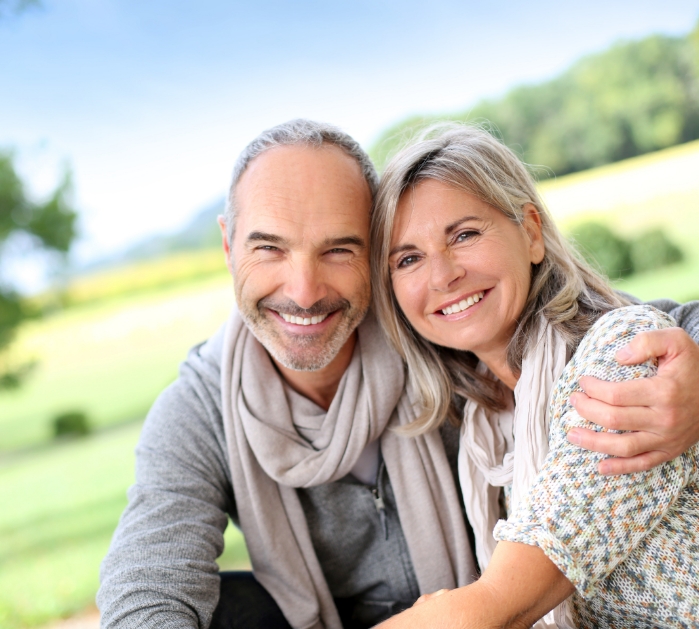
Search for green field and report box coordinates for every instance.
[541,138,699,303]
[0,138,697,628]
[0,422,249,629]
[0,273,233,452]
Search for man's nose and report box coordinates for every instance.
[428,252,465,292]
[283,256,329,309]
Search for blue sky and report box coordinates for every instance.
[1,0,698,284]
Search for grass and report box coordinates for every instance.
[0,274,234,452]
[0,137,697,627]
[33,248,230,310]
[0,422,250,629]
[540,138,699,303]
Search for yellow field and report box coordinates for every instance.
[540,138,699,302]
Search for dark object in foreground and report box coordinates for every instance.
[53,411,91,438]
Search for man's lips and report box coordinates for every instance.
[277,311,330,326]
[268,308,339,332]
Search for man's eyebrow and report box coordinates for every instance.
[246,231,286,244]
[323,236,366,248]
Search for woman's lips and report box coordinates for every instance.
[435,290,487,316]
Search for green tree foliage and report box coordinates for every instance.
[629,228,684,274]
[0,0,39,19]
[571,222,634,279]
[570,221,684,280]
[53,410,91,438]
[371,22,699,176]
[0,152,77,389]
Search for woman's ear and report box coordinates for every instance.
[522,203,545,264]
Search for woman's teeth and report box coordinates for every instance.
[280,312,329,326]
[441,291,484,315]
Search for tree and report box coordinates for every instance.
[371,25,699,176]
[0,0,39,19]
[0,152,77,388]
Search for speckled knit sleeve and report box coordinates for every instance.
[493,305,696,599]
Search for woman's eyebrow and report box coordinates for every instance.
[389,242,416,258]
[444,215,482,235]
[389,215,483,258]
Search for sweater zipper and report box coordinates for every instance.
[371,461,388,540]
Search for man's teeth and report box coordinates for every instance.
[441,291,484,315]
[279,312,329,326]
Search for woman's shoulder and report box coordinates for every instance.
[550,305,677,409]
[574,304,676,366]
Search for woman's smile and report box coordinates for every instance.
[434,289,487,318]
[389,179,544,370]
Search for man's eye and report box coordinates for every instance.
[327,248,351,255]
[257,245,280,252]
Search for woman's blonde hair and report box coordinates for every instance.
[371,123,629,435]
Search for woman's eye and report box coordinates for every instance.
[327,248,350,255]
[455,230,479,244]
[397,255,419,268]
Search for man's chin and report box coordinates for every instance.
[240,302,368,372]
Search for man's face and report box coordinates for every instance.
[225,144,372,371]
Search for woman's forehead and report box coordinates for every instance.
[392,181,491,242]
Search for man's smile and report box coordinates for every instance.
[276,311,331,326]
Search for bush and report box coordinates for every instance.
[53,411,91,438]
[570,222,634,279]
[629,228,684,274]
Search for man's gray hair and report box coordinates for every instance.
[222,119,379,243]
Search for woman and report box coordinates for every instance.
[370,124,698,628]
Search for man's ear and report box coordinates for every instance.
[218,215,233,273]
[522,203,545,265]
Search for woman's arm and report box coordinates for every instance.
[376,542,573,629]
[496,306,692,592]
[379,306,695,629]
[569,299,699,474]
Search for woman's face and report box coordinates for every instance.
[389,179,545,364]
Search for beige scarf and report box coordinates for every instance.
[458,320,574,629]
[221,310,478,629]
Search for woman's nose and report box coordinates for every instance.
[428,252,465,292]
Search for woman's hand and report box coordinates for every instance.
[567,327,699,475]
[413,589,450,606]
[375,542,573,629]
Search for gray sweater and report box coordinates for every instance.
[97,299,699,629]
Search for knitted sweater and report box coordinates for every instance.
[97,299,699,628]
[495,305,699,627]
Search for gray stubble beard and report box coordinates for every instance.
[237,295,369,372]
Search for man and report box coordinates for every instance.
[98,119,699,629]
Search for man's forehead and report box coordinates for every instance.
[234,144,371,229]
[240,144,363,190]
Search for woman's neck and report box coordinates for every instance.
[475,347,519,391]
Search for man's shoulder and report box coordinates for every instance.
[180,321,226,384]
[137,320,229,459]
